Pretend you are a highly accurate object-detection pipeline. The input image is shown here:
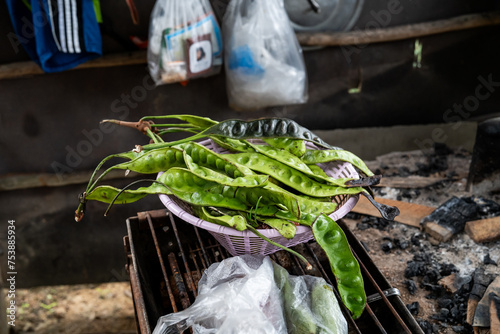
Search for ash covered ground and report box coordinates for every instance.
[347,144,500,333]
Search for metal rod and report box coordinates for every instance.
[364,303,388,334]
[353,250,412,334]
[145,213,178,313]
[169,214,197,297]
[193,226,211,266]
[167,253,191,310]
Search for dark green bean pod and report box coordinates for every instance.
[312,214,366,319]
[263,137,306,157]
[224,153,368,198]
[202,118,342,151]
[301,149,374,177]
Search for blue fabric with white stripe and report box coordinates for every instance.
[6,0,102,73]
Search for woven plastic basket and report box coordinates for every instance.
[158,139,359,256]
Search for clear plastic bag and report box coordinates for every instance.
[152,255,347,334]
[148,0,223,85]
[223,0,308,110]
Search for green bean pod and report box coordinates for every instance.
[208,136,254,153]
[193,207,247,231]
[258,218,297,239]
[84,183,170,204]
[301,149,374,177]
[176,141,252,177]
[89,147,186,192]
[263,137,306,157]
[161,168,300,216]
[312,214,366,319]
[224,153,367,198]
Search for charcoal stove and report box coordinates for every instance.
[124,209,424,334]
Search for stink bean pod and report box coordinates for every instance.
[202,118,343,151]
[88,147,186,192]
[224,153,368,198]
[176,141,252,177]
[312,214,366,319]
[84,182,171,204]
[301,149,374,177]
[263,137,306,157]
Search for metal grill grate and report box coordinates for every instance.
[124,209,424,334]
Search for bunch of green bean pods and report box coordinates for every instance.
[76,114,401,320]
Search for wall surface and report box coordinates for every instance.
[0,0,499,287]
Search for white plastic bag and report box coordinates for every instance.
[223,0,308,110]
[152,255,347,334]
[148,0,223,85]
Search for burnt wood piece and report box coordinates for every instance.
[352,197,434,228]
[465,216,500,243]
[468,117,500,192]
[422,196,500,242]
[490,293,500,333]
[467,268,494,325]
[473,277,500,328]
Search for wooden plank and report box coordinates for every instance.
[351,196,435,228]
[296,11,500,46]
[491,293,500,334]
[423,222,454,242]
[465,217,500,243]
[377,175,447,189]
[0,170,138,191]
[0,51,146,80]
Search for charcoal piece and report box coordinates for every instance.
[417,319,439,334]
[440,308,450,317]
[397,239,410,250]
[411,233,424,246]
[421,196,479,235]
[406,302,420,315]
[470,268,494,299]
[440,263,458,277]
[381,241,393,252]
[405,279,418,295]
[451,326,467,333]
[438,298,453,309]
[356,222,370,230]
[405,261,425,278]
[470,196,500,217]
[484,253,497,265]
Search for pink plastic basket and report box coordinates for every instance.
[158,139,359,256]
